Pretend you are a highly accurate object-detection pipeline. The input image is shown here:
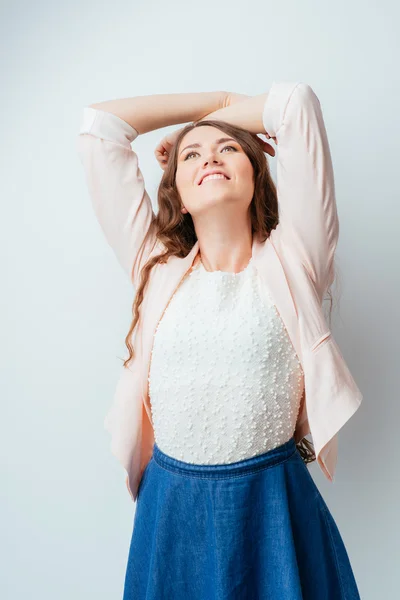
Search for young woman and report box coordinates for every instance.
[77,82,363,599]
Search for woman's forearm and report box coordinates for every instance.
[198,92,269,135]
[89,91,227,135]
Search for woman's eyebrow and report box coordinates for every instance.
[179,137,237,156]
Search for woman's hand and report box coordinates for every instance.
[264,131,277,145]
[154,127,186,171]
[250,132,276,157]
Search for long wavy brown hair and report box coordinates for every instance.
[122,118,338,467]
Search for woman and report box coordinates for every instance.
[77,82,363,599]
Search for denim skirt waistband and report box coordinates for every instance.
[151,435,297,479]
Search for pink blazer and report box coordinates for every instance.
[77,81,363,502]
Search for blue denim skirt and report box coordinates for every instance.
[122,436,361,599]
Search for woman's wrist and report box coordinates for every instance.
[196,92,250,123]
[196,92,268,134]
[192,90,229,121]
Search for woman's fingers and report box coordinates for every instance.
[155,126,186,170]
[253,133,277,157]
[155,144,168,162]
[155,143,173,170]
[262,140,276,156]
[264,132,277,145]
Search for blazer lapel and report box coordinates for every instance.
[252,232,303,367]
[139,240,200,419]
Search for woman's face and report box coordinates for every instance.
[175,125,254,217]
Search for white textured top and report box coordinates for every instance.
[148,256,304,464]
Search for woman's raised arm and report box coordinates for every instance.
[89,91,227,134]
[202,83,340,303]
[76,91,226,286]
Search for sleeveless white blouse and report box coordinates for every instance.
[148,256,304,464]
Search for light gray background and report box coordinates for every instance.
[2,1,399,598]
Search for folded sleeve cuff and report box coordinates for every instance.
[262,81,302,137]
[78,106,139,148]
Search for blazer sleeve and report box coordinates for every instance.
[76,107,158,286]
[262,82,339,301]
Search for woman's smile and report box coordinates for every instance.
[201,174,230,184]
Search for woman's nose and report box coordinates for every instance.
[203,155,221,166]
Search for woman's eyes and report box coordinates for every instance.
[184,145,237,161]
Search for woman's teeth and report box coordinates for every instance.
[202,174,229,183]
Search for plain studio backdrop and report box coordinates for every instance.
[1,1,399,598]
